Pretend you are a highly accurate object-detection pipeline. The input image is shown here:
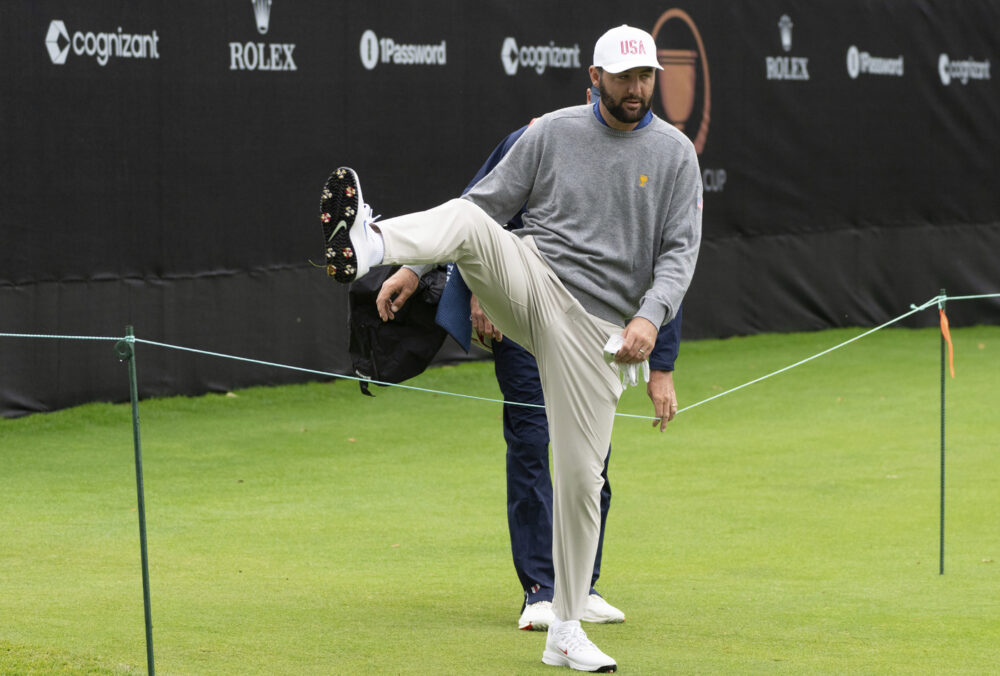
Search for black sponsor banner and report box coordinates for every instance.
[2,1,999,416]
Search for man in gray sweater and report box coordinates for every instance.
[320,24,702,673]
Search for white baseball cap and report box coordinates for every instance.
[592,24,663,73]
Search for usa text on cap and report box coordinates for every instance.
[592,24,663,73]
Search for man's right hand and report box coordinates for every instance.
[376,268,420,321]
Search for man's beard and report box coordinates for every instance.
[599,83,652,124]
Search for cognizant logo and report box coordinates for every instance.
[500,37,580,75]
[45,19,160,66]
[938,54,991,85]
[501,37,581,76]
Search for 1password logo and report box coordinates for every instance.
[359,29,447,70]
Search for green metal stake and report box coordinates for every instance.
[938,290,946,576]
[114,326,156,675]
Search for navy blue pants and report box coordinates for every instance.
[493,336,612,606]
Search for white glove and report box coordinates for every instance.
[603,334,650,389]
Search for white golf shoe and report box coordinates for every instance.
[542,619,617,673]
[319,166,381,283]
[518,600,556,631]
[581,594,625,624]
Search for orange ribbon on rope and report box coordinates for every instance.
[939,308,955,378]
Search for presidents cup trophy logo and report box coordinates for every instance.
[651,10,725,193]
[651,9,711,155]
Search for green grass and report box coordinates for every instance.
[1,326,998,675]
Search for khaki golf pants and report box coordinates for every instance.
[377,198,624,622]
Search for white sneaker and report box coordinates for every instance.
[518,600,556,631]
[542,619,617,673]
[319,166,381,283]
[581,594,625,624]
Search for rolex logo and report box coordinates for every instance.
[230,0,296,71]
[252,0,272,35]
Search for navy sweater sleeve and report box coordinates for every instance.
[463,124,530,194]
[462,125,530,231]
[650,306,682,372]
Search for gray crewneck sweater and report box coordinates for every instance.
[462,104,702,329]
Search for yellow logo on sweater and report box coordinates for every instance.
[639,174,649,187]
